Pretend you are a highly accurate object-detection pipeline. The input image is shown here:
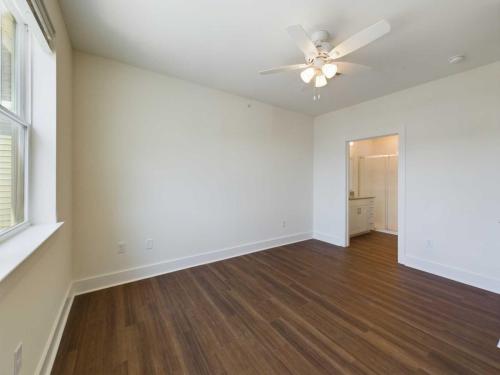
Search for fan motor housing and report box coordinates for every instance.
[311,30,332,53]
[311,30,330,43]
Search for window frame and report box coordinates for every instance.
[0,0,31,242]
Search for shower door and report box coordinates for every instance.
[359,155,398,233]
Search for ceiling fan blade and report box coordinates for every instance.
[259,63,309,75]
[286,25,318,60]
[328,20,390,60]
[334,62,371,75]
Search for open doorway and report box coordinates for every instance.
[347,134,399,258]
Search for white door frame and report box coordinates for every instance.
[344,129,406,264]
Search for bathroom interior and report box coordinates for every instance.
[348,135,399,240]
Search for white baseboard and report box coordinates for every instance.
[38,232,312,374]
[36,282,74,375]
[401,255,500,295]
[35,233,500,375]
[374,228,398,235]
[313,231,346,247]
[72,232,313,296]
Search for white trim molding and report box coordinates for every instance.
[343,129,407,262]
[35,231,500,375]
[373,228,398,235]
[38,232,312,374]
[72,232,313,296]
[313,231,345,247]
[397,124,407,265]
[36,283,74,375]
[0,223,63,282]
[401,255,500,295]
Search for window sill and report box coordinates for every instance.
[0,222,64,283]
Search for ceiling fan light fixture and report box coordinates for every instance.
[300,67,316,83]
[315,74,327,88]
[260,20,390,98]
[322,63,337,79]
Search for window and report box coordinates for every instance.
[0,0,29,236]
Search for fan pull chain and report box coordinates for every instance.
[313,88,321,101]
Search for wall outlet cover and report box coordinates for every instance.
[118,242,126,254]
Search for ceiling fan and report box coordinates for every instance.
[260,20,391,99]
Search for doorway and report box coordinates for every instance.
[347,134,399,256]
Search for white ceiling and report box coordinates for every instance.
[59,0,500,115]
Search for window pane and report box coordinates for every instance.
[0,3,17,113]
[0,113,25,232]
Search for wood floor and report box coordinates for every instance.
[52,232,500,374]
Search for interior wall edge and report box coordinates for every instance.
[72,231,312,296]
[72,51,314,280]
[72,50,313,118]
[313,60,500,295]
[35,281,74,375]
[313,232,346,247]
[401,255,500,295]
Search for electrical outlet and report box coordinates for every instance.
[146,238,153,250]
[425,240,433,249]
[14,343,22,375]
[282,220,287,228]
[117,241,126,254]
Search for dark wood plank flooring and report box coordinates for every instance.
[52,232,500,374]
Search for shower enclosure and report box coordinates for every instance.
[358,154,398,233]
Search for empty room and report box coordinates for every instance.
[0,0,499,374]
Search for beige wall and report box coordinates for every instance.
[349,135,399,197]
[350,135,398,159]
[371,135,398,156]
[72,52,313,280]
[0,0,72,374]
[1,3,499,373]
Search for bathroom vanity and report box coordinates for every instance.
[349,197,375,237]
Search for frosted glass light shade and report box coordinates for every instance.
[315,74,327,88]
[322,63,337,79]
[300,67,316,83]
